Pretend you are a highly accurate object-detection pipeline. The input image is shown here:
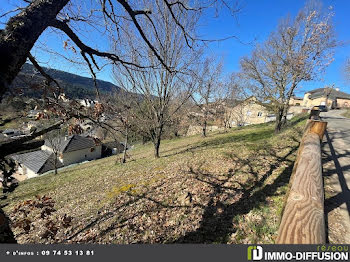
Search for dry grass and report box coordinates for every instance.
[341,109,350,118]
[1,115,307,244]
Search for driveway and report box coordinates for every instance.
[320,109,350,243]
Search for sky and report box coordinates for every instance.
[1,0,350,96]
[199,0,350,96]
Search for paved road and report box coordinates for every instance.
[320,110,350,243]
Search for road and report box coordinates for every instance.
[320,109,350,243]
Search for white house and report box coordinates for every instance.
[78,99,98,108]
[12,135,102,178]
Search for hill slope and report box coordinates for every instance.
[1,116,307,244]
[11,63,120,99]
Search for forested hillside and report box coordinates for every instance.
[11,63,120,99]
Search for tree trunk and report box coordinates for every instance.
[142,136,147,145]
[153,125,163,158]
[122,128,129,164]
[154,137,161,158]
[0,0,69,101]
[274,105,288,133]
[202,119,207,137]
[0,208,17,243]
[54,154,58,175]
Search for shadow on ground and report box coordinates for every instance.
[169,144,298,243]
[322,131,350,242]
[61,129,302,243]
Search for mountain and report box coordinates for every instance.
[11,63,121,99]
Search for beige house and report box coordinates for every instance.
[229,96,295,127]
[12,135,102,178]
[229,97,271,126]
[289,96,304,106]
[301,88,350,108]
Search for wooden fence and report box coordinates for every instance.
[276,114,327,244]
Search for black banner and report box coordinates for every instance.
[0,244,349,262]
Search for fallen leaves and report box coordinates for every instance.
[4,119,306,244]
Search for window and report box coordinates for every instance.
[90,147,95,152]
[257,112,263,117]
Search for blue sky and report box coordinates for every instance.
[1,0,350,96]
[201,0,350,95]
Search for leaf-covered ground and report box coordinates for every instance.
[1,116,307,244]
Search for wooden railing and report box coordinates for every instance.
[276,115,327,244]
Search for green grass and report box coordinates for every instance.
[1,115,308,244]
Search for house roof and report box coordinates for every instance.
[44,135,99,153]
[2,129,20,134]
[292,96,304,100]
[11,150,63,174]
[102,141,123,149]
[233,96,270,109]
[307,88,350,100]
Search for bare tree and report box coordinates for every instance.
[323,84,335,108]
[221,73,248,128]
[0,0,239,242]
[113,0,199,158]
[44,130,65,175]
[192,57,223,137]
[0,0,240,159]
[104,92,136,163]
[239,1,336,133]
[0,0,239,101]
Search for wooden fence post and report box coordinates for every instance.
[310,121,328,140]
[276,119,327,244]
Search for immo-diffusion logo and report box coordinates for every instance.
[247,245,349,261]
[247,246,263,261]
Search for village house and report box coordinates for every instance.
[229,97,266,126]
[289,96,304,106]
[12,135,102,178]
[78,98,99,108]
[27,109,42,119]
[2,128,23,137]
[303,88,350,108]
[229,97,295,127]
[289,88,350,109]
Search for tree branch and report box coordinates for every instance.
[116,0,173,72]
[50,19,149,69]
[0,120,65,158]
[27,53,62,97]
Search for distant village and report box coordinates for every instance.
[188,87,350,135]
[0,95,125,184]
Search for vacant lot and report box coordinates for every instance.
[1,116,307,244]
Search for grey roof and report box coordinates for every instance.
[44,135,98,153]
[308,88,350,100]
[3,129,20,134]
[11,135,99,174]
[103,141,123,149]
[293,96,303,100]
[11,150,63,174]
